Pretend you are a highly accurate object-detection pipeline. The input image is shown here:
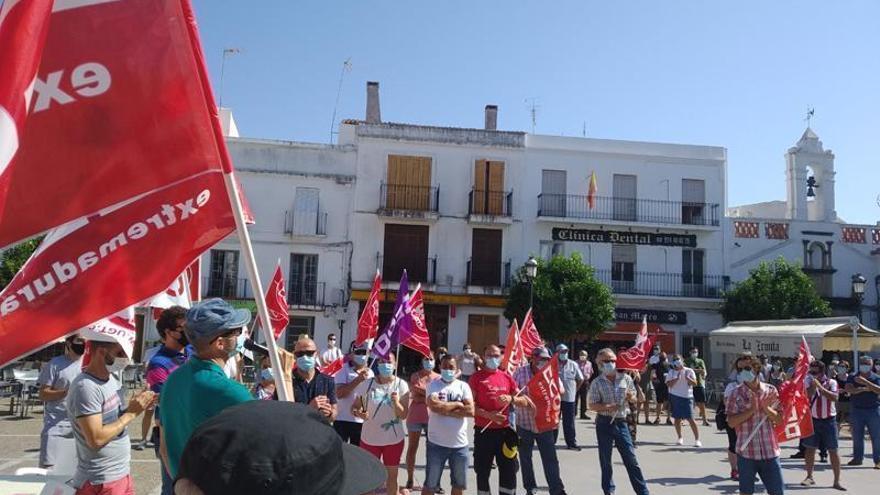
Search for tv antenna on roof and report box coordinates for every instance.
[329,57,353,144]
[218,47,241,108]
[525,97,540,133]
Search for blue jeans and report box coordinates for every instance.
[424,441,468,491]
[561,401,577,447]
[737,456,784,495]
[596,416,649,495]
[850,406,880,463]
[518,427,565,495]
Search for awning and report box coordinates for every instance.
[709,317,880,357]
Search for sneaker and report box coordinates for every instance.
[676,438,684,446]
[846,459,862,466]
[694,440,702,448]
[567,445,582,451]
[790,451,805,459]
[731,469,739,481]
[132,440,145,451]
[801,477,815,487]
[144,440,155,448]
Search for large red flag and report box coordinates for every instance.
[520,309,544,357]
[616,316,657,371]
[500,319,523,374]
[0,0,232,248]
[356,270,381,346]
[318,357,345,377]
[775,337,814,443]
[527,354,562,433]
[265,262,289,341]
[402,286,432,359]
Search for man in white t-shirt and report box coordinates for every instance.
[665,353,700,447]
[320,333,344,367]
[423,355,474,495]
[334,343,373,445]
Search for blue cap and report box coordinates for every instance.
[556,343,569,352]
[185,298,251,344]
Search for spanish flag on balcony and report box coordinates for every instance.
[587,171,598,210]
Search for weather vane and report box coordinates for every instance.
[805,107,815,127]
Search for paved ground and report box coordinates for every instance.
[1,396,878,494]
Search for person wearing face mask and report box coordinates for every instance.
[37,333,85,469]
[334,342,374,447]
[457,343,480,382]
[320,332,344,367]
[800,360,845,489]
[555,343,583,451]
[587,348,649,495]
[67,335,156,494]
[290,335,338,420]
[651,351,671,425]
[665,354,701,447]
[684,347,710,427]
[423,355,474,495]
[158,298,255,480]
[844,355,880,468]
[725,356,784,495]
[352,352,410,495]
[768,361,787,388]
[577,350,594,420]
[514,347,568,495]
[404,352,439,490]
[834,360,851,435]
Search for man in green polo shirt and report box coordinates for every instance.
[159,298,254,478]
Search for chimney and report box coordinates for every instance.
[365,81,381,124]
[484,104,498,130]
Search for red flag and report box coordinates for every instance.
[520,309,544,357]
[0,0,231,248]
[356,270,381,346]
[402,286,432,358]
[616,316,657,371]
[318,357,345,377]
[527,354,562,433]
[500,319,523,374]
[775,337,814,443]
[265,262,289,341]
[186,259,201,302]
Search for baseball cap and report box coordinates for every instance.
[178,401,385,495]
[532,346,551,359]
[555,343,569,352]
[185,298,251,344]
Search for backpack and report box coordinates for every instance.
[715,398,728,431]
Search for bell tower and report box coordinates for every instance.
[785,127,836,222]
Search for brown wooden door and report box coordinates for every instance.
[471,228,502,286]
[468,314,499,355]
[383,224,429,282]
[387,155,432,210]
[473,160,505,214]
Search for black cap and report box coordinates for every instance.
[177,401,385,495]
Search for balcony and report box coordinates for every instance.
[594,269,730,299]
[283,210,327,236]
[468,189,513,224]
[288,281,326,310]
[378,182,440,221]
[466,259,512,291]
[377,253,437,285]
[204,276,250,300]
[537,194,720,227]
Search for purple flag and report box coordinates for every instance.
[372,270,410,359]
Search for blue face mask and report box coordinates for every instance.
[296,355,316,372]
[484,357,501,370]
[559,352,568,362]
[672,360,683,369]
[422,360,435,371]
[352,354,367,366]
[441,369,456,382]
[859,364,872,374]
[602,362,616,375]
[377,363,395,377]
[738,369,755,384]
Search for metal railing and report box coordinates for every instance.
[593,269,729,298]
[537,193,720,226]
[283,210,328,236]
[377,253,437,285]
[466,259,512,288]
[288,281,325,309]
[379,182,440,213]
[468,189,513,217]
[204,276,250,299]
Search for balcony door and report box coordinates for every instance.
[387,155,432,210]
[611,244,636,293]
[470,229,502,286]
[383,224,429,283]
[289,254,318,306]
[541,170,567,216]
[467,315,499,357]
[473,160,505,215]
[612,174,637,221]
[682,179,706,225]
[292,187,319,236]
[682,248,705,295]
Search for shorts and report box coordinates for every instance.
[407,421,428,434]
[39,429,73,468]
[726,426,737,454]
[670,395,693,420]
[802,417,839,450]
[693,385,706,404]
[360,440,405,467]
[737,456,784,495]
[76,474,134,495]
[654,383,669,403]
[424,441,468,491]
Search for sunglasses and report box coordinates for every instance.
[601,359,617,364]
[353,350,368,356]
[294,350,317,358]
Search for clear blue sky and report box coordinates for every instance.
[192,0,880,225]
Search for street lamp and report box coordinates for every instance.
[851,273,866,364]
[525,256,538,309]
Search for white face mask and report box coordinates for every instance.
[107,356,130,373]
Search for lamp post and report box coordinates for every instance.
[851,273,866,364]
[525,256,538,309]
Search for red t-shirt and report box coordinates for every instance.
[468,369,518,429]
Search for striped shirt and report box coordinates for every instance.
[587,372,636,420]
[725,382,780,460]
[809,377,838,419]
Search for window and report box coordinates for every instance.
[386,155,432,210]
[472,160,505,215]
[289,254,319,306]
[539,240,565,260]
[612,174,637,221]
[284,316,315,351]
[208,249,240,298]
[682,179,706,225]
[291,187,320,235]
[611,244,636,293]
[682,249,704,286]
[470,229,503,286]
[805,241,829,269]
[540,170,567,217]
[383,224,430,283]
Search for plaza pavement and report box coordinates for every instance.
[1,397,877,494]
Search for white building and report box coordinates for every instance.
[726,128,880,334]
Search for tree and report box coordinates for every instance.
[722,257,832,322]
[0,238,41,290]
[504,252,615,341]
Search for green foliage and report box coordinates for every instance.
[0,238,42,290]
[504,252,615,341]
[722,257,832,322]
